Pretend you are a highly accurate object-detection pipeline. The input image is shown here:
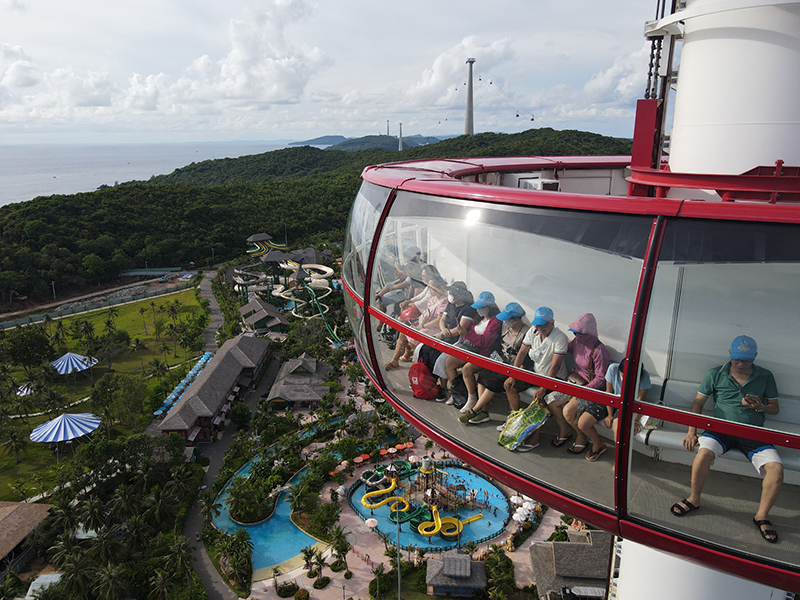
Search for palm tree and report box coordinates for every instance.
[138,306,149,335]
[158,340,171,363]
[93,562,128,600]
[224,476,255,522]
[300,545,316,571]
[149,569,173,600]
[42,388,66,419]
[51,503,79,536]
[103,317,117,334]
[198,490,222,527]
[166,302,180,324]
[9,478,29,503]
[285,483,308,516]
[13,394,34,433]
[164,323,179,357]
[144,487,176,528]
[109,484,139,521]
[150,301,159,339]
[2,428,28,462]
[166,464,194,503]
[130,338,147,375]
[331,525,352,572]
[90,526,123,566]
[123,514,151,556]
[464,540,478,559]
[165,536,195,600]
[228,529,254,585]
[313,548,327,587]
[49,531,77,570]
[80,495,108,533]
[371,562,386,600]
[60,547,92,598]
[148,358,168,381]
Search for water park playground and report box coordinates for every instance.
[350,456,511,551]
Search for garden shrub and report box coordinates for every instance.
[278,582,299,597]
[313,576,331,589]
[294,589,309,600]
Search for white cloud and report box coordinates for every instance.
[0,0,25,11]
[582,44,649,104]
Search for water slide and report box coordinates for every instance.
[417,505,483,537]
[361,479,410,512]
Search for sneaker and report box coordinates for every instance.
[468,410,491,424]
[458,409,476,424]
[445,395,455,405]
[459,395,478,414]
[496,423,507,432]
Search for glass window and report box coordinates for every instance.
[369,191,653,509]
[641,219,800,437]
[627,409,799,573]
[343,181,392,298]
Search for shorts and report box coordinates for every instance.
[379,289,407,308]
[496,355,537,393]
[477,370,531,394]
[576,398,608,422]
[699,431,783,476]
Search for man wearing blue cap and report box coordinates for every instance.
[671,335,783,544]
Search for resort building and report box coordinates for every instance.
[266,352,332,408]
[239,297,288,334]
[0,501,54,578]
[529,530,613,600]
[158,334,271,444]
[426,549,487,598]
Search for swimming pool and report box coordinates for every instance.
[213,459,318,573]
[349,464,510,550]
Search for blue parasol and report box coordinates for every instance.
[50,352,98,375]
[30,413,102,443]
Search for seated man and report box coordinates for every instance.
[603,358,652,438]
[374,245,425,313]
[458,302,530,421]
[500,307,569,447]
[670,335,783,544]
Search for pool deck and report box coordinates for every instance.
[248,455,561,599]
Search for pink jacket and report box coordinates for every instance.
[462,316,502,356]
[568,313,609,390]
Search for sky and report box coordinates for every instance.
[0,0,655,145]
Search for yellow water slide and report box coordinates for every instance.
[439,513,484,537]
[417,505,442,537]
[361,479,410,512]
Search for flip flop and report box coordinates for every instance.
[516,443,540,452]
[550,433,573,448]
[586,446,607,462]
[384,362,400,370]
[670,499,699,517]
[753,518,778,543]
[566,443,586,454]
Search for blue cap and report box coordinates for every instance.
[531,306,554,326]
[730,335,757,361]
[471,291,495,309]
[496,302,525,321]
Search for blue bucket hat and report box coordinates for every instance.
[496,302,525,321]
[471,291,496,309]
[730,335,757,361]
[531,307,554,326]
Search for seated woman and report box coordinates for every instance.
[458,302,530,422]
[559,313,610,461]
[442,291,502,405]
[399,264,445,314]
[603,358,652,438]
[384,272,448,369]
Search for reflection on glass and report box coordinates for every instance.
[343,182,391,297]
[627,409,799,572]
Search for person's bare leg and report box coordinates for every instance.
[472,386,495,413]
[686,448,715,507]
[754,461,783,540]
[445,356,466,385]
[461,362,481,397]
[557,399,579,442]
[387,334,409,366]
[578,413,604,450]
[504,379,522,411]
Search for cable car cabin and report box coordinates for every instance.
[342,156,800,590]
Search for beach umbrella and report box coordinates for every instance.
[408,455,420,463]
[395,443,405,451]
[336,485,347,496]
[509,495,524,504]
[388,448,397,455]
[405,441,414,449]
[51,352,98,375]
[512,513,526,522]
[16,383,33,397]
[365,518,378,528]
[379,449,388,456]
[353,457,363,464]
[359,454,371,460]
[30,413,101,443]
[522,501,536,511]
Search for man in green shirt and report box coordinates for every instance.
[670,336,783,543]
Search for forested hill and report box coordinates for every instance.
[0,127,631,305]
[140,128,632,186]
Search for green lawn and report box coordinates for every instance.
[0,288,206,501]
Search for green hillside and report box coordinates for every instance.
[0,128,632,304]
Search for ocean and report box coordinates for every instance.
[0,141,288,207]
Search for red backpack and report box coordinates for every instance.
[409,362,440,400]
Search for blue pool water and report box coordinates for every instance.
[350,465,510,550]
[213,459,317,571]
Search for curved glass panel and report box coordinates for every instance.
[343,181,392,298]
[627,410,800,573]
[641,219,800,438]
[367,190,654,509]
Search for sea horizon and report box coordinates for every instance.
[0,140,293,208]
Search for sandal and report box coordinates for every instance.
[384,362,400,370]
[516,443,540,453]
[585,446,607,462]
[753,518,778,543]
[550,433,573,448]
[566,443,586,455]
[670,499,699,517]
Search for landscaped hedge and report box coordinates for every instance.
[313,576,331,589]
[278,582,299,597]
[295,589,310,600]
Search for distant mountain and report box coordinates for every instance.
[328,134,441,152]
[289,135,350,146]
